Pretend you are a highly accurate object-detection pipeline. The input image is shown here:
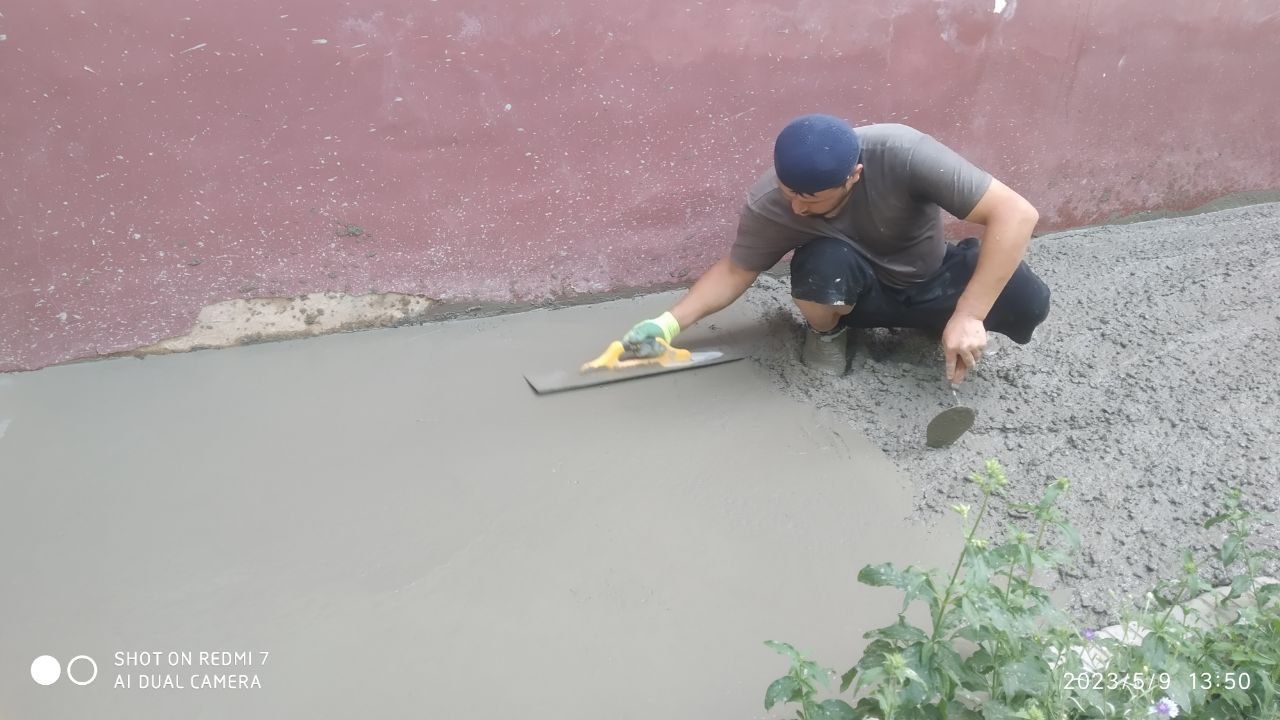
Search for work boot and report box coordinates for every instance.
[801,325,849,376]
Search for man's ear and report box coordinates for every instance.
[848,164,864,186]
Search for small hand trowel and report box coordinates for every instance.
[926,383,976,448]
[524,337,742,395]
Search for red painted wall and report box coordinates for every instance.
[3,0,1278,371]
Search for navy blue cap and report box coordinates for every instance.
[773,114,860,194]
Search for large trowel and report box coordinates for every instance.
[525,337,742,395]
[926,383,976,448]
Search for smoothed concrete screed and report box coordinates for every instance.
[0,295,961,719]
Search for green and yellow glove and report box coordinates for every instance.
[621,311,681,358]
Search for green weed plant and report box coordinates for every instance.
[764,460,1279,720]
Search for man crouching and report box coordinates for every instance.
[621,113,1050,383]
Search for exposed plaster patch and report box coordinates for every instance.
[134,292,436,355]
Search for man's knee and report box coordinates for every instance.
[1019,272,1051,326]
[794,297,852,331]
[790,237,872,305]
[998,272,1051,344]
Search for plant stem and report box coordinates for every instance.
[1030,521,1048,576]
[885,677,899,720]
[931,490,991,642]
[1155,586,1187,634]
[1007,519,1049,605]
[989,645,999,700]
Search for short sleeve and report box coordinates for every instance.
[729,204,803,272]
[905,133,993,220]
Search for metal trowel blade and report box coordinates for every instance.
[926,405,977,448]
[524,349,741,394]
[677,351,724,365]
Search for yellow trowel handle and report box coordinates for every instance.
[581,337,691,371]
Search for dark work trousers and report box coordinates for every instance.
[789,237,1051,344]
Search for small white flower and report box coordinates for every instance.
[1149,697,1179,718]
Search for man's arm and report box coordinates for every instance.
[670,256,762,329]
[942,177,1040,383]
[621,256,761,355]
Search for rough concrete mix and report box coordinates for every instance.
[739,201,1280,625]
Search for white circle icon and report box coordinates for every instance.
[31,655,61,685]
[67,655,98,685]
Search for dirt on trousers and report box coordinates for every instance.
[740,201,1280,625]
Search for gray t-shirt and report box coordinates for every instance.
[730,123,993,288]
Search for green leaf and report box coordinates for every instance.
[955,624,995,647]
[1187,572,1213,595]
[965,547,992,586]
[979,701,1022,720]
[988,543,1020,568]
[850,696,883,720]
[1165,669,1194,712]
[896,706,944,720]
[813,698,857,720]
[1221,534,1244,566]
[968,593,1021,635]
[959,595,984,634]
[857,562,904,587]
[765,640,801,661]
[765,676,803,710]
[1257,582,1280,608]
[1040,482,1064,509]
[857,563,937,612]
[864,615,930,644]
[1221,685,1254,709]
[853,666,886,695]
[840,665,858,693]
[856,639,895,670]
[1149,583,1177,609]
[1204,697,1238,717]
[898,643,936,706]
[1256,669,1277,708]
[996,657,1051,699]
[1140,632,1171,668]
[1229,647,1259,664]
[799,660,834,689]
[1057,520,1081,551]
[934,642,987,690]
[1204,512,1232,528]
[1019,543,1035,570]
[1227,574,1253,600]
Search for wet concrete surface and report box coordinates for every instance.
[0,296,962,719]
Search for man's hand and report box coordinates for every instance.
[941,312,987,384]
[622,311,681,358]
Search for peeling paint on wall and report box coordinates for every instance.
[134,293,436,355]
